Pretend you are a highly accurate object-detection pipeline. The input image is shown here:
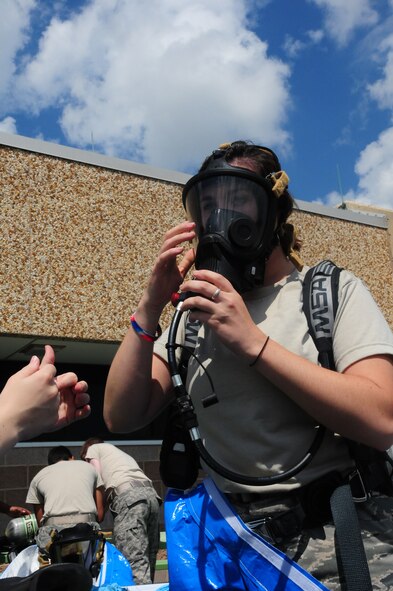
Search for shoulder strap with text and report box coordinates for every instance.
[302,260,341,370]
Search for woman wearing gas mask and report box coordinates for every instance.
[104,141,393,591]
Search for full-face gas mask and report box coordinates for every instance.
[182,147,289,292]
[48,524,105,579]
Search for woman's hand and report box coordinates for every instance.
[180,274,393,451]
[140,221,196,314]
[104,222,196,433]
[179,269,266,363]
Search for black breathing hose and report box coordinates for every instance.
[166,296,325,486]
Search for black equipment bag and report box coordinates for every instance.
[0,563,92,591]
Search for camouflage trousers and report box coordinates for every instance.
[110,485,160,585]
[230,492,393,590]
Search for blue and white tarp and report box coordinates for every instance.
[165,478,329,591]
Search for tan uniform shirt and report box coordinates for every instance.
[26,460,102,519]
[155,267,393,494]
[84,443,152,490]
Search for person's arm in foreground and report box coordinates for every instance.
[104,221,196,433]
[0,500,30,517]
[0,345,90,453]
[179,267,393,450]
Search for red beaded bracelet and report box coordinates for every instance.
[130,314,162,342]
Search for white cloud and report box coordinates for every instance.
[10,0,292,171]
[314,4,393,210]
[0,116,18,134]
[309,0,379,47]
[283,36,306,59]
[306,29,324,44]
[356,20,393,208]
[353,127,393,208]
[283,29,324,59]
[324,188,356,208]
[0,0,36,103]
[368,34,393,110]
[324,128,393,209]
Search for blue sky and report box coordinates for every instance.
[1,0,393,209]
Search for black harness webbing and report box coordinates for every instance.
[330,484,372,591]
[303,260,372,591]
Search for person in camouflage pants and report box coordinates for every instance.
[81,439,160,585]
[229,490,393,590]
[110,484,160,585]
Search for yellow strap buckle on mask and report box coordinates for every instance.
[288,248,304,271]
[269,171,289,198]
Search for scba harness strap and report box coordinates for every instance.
[303,260,372,591]
[302,260,340,371]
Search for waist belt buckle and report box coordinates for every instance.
[349,469,369,503]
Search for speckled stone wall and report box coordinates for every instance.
[0,146,185,339]
[1,143,392,340]
[291,209,393,328]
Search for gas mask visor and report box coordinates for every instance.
[182,165,280,291]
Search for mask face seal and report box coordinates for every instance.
[182,154,287,292]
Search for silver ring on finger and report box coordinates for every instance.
[211,287,221,302]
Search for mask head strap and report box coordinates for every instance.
[218,142,282,170]
[211,142,289,199]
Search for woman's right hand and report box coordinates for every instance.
[103,222,195,432]
[141,221,196,313]
[104,223,195,433]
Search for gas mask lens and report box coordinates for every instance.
[184,175,269,253]
[52,540,91,565]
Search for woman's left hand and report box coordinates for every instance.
[179,269,266,363]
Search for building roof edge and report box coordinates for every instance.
[0,131,190,185]
[0,132,388,229]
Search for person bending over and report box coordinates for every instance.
[81,438,160,585]
[26,445,104,558]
